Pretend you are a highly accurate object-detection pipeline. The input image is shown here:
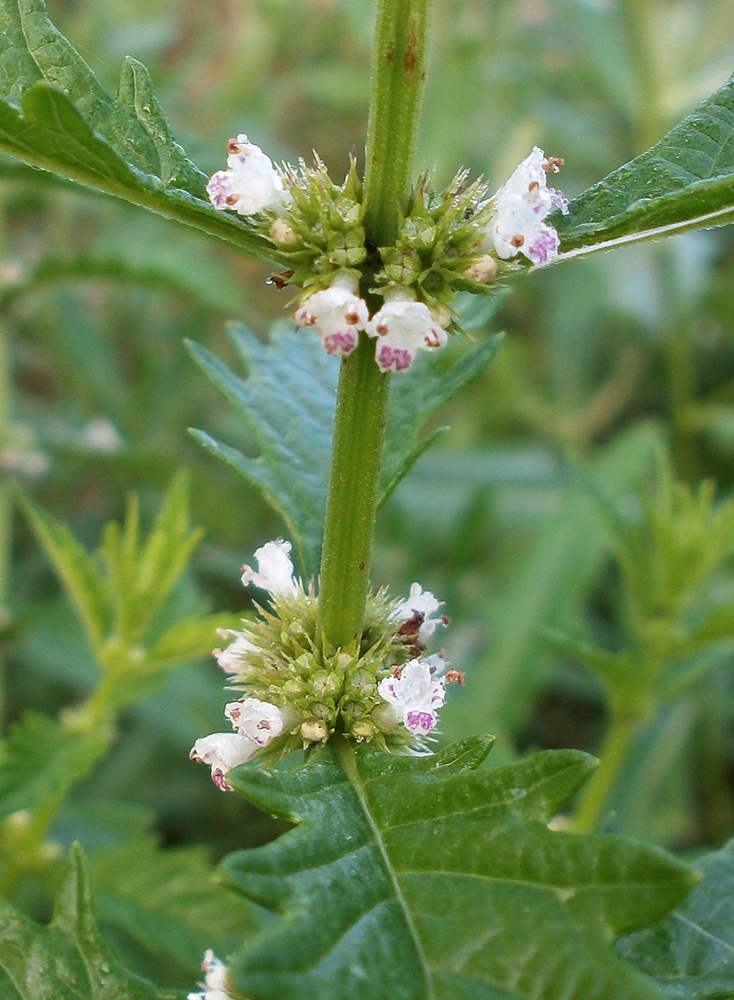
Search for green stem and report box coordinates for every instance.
[318,337,389,649]
[571,713,638,833]
[318,0,430,650]
[363,0,430,246]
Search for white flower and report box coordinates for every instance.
[224,698,284,745]
[189,733,257,791]
[191,698,283,790]
[241,539,297,598]
[213,628,258,675]
[206,134,288,217]
[294,274,368,357]
[187,950,233,1000]
[377,658,446,734]
[365,292,448,372]
[486,146,568,266]
[391,582,445,639]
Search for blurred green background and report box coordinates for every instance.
[2,0,734,983]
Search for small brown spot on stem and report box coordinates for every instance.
[404,19,418,74]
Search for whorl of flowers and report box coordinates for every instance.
[205,136,567,372]
[190,540,461,791]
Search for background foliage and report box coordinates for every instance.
[1,0,734,993]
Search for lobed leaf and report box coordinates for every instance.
[619,837,734,999]
[25,476,204,663]
[0,843,182,999]
[87,834,266,984]
[381,334,504,502]
[221,736,694,1000]
[0,712,111,818]
[187,325,338,579]
[554,73,734,259]
[20,493,108,654]
[189,327,502,577]
[0,0,279,260]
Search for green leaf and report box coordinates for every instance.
[619,837,734,999]
[0,843,182,999]
[20,492,108,654]
[0,711,111,818]
[187,324,338,579]
[26,476,203,661]
[221,736,694,1000]
[0,0,278,260]
[87,835,266,984]
[380,334,504,502]
[554,73,734,259]
[189,327,502,577]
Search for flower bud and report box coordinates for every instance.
[464,254,498,284]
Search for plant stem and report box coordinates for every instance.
[363,0,430,247]
[572,712,638,833]
[318,339,389,650]
[318,0,430,650]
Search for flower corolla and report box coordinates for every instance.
[377,658,446,734]
[190,698,283,790]
[206,134,288,217]
[365,292,448,372]
[241,539,298,598]
[295,275,368,357]
[486,147,568,266]
[224,697,284,745]
[391,582,445,640]
[188,950,233,1000]
[189,733,257,791]
[213,628,258,675]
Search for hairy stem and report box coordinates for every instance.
[317,0,431,650]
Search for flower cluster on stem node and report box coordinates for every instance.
[189,541,463,790]
[205,136,567,372]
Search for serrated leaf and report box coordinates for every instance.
[0,843,181,999]
[0,0,278,260]
[0,712,111,818]
[87,835,266,983]
[187,325,338,578]
[221,736,694,1000]
[381,333,504,501]
[619,837,734,999]
[20,492,108,653]
[554,73,734,259]
[135,473,204,634]
[189,327,502,576]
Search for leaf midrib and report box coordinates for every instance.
[335,737,435,1000]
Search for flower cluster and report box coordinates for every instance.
[206,137,567,372]
[188,951,233,1000]
[189,540,458,791]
